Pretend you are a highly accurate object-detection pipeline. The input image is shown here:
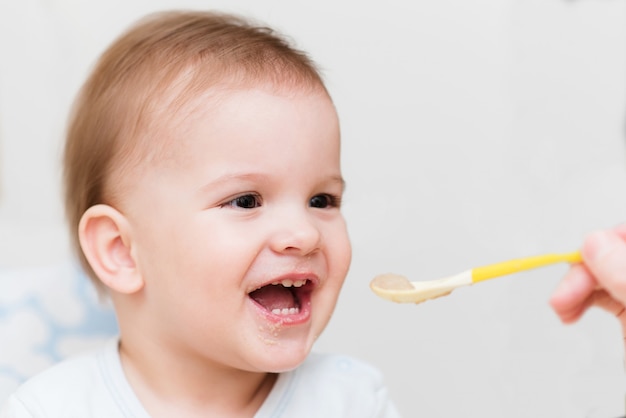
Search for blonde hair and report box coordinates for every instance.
[63,10,327,288]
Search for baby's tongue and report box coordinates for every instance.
[249,285,297,311]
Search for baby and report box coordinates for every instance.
[1,10,399,417]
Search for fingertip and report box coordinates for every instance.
[549,265,596,317]
[549,293,587,325]
[582,230,621,263]
[549,278,570,309]
[615,223,626,240]
[557,314,580,325]
[581,229,626,304]
[551,264,593,298]
[549,290,583,324]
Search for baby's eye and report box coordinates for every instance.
[224,194,262,209]
[309,193,341,209]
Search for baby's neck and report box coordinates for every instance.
[118,337,278,417]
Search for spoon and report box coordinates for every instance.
[370,251,582,304]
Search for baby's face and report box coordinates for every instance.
[120,86,351,373]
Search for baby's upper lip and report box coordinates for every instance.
[248,271,320,293]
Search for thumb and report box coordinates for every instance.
[582,229,626,306]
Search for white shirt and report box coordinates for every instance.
[0,339,400,417]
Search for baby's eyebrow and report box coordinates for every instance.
[198,172,271,193]
[325,176,346,192]
[197,172,346,194]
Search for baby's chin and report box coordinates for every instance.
[247,339,316,374]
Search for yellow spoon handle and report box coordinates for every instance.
[471,251,582,283]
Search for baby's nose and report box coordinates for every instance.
[268,208,322,256]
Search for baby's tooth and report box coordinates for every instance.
[281,279,294,287]
[270,307,300,316]
[293,280,305,287]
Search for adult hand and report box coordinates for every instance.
[550,224,626,337]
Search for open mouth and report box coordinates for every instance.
[248,279,313,316]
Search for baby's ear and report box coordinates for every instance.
[78,204,144,294]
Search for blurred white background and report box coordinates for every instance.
[1,0,625,416]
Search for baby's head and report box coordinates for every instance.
[64,10,351,372]
[65,10,327,285]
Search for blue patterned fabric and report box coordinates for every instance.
[0,262,118,403]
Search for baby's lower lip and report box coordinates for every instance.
[249,296,312,325]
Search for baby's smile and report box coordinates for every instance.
[248,275,317,324]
